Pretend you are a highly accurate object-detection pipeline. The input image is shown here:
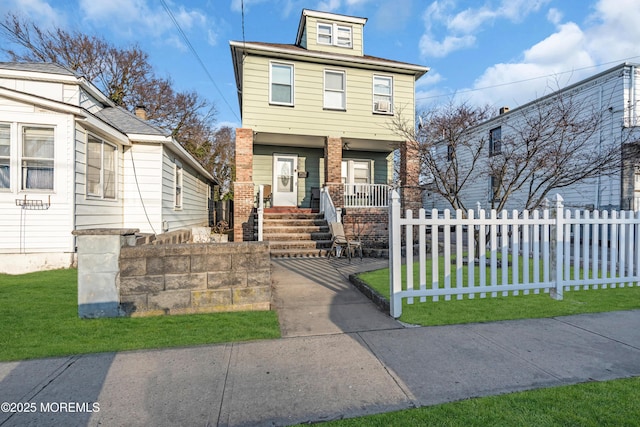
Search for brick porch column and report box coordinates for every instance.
[400,139,422,213]
[233,128,255,242]
[325,136,343,207]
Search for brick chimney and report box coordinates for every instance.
[135,105,147,120]
[499,106,510,115]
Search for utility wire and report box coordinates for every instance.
[417,55,640,101]
[160,0,240,122]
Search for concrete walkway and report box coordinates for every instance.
[1,258,640,426]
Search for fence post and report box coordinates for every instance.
[551,194,565,300]
[389,189,403,318]
[257,185,264,242]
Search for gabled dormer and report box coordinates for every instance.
[295,9,367,56]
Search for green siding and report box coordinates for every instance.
[242,55,415,141]
[304,16,364,56]
[253,146,391,207]
[254,145,325,207]
[343,151,393,184]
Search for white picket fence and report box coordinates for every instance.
[389,190,640,318]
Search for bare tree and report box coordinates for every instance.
[393,90,637,213]
[0,13,233,191]
[392,100,494,212]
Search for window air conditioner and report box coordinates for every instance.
[375,100,390,112]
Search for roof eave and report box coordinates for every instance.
[229,41,429,78]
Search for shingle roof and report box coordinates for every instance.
[95,107,166,136]
[0,62,79,76]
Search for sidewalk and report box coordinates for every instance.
[1,258,639,426]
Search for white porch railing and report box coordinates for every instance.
[340,183,391,208]
[389,191,640,318]
[320,187,341,224]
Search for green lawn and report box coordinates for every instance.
[312,377,640,427]
[358,259,640,326]
[0,268,281,361]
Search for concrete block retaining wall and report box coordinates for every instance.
[74,228,271,318]
[119,242,271,316]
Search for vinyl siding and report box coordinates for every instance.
[0,105,75,253]
[303,15,364,56]
[122,143,163,233]
[253,145,392,207]
[161,147,211,231]
[428,65,637,212]
[74,123,125,229]
[254,145,325,207]
[241,55,415,141]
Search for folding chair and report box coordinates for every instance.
[327,222,362,262]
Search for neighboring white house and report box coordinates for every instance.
[427,62,640,213]
[0,62,215,274]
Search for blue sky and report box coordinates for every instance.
[2,0,640,128]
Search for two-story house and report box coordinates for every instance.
[426,62,640,213]
[230,9,428,248]
[0,62,216,273]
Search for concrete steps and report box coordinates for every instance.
[257,210,333,257]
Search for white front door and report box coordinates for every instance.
[272,154,298,206]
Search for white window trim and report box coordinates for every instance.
[489,126,502,156]
[269,61,295,106]
[86,134,117,200]
[317,22,352,48]
[323,69,346,110]
[341,159,373,185]
[20,125,55,192]
[373,75,394,114]
[174,160,183,210]
[0,122,11,191]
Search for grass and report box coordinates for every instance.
[0,268,281,361]
[312,377,640,426]
[358,257,640,326]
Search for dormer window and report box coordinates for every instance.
[317,23,352,48]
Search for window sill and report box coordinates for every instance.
[372,111,394,116]
[324,107,346,112]
[269,102,295,108]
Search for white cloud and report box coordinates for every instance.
[0,0,66,28]
[585,0,640,64]
[420,0,549,59]
[455,0,640,111]
[547,8,562,25]
[77,0,217,48]
[419,34,475,58]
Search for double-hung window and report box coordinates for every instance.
[0,124,9,189]
[87,134,116,199]
[489,175,502,203]
[373,75,393,113]
[324,70,346,110]
[22,126,54,191]
[489,127,502,156]
[342,159,372,191]
[317,23,352,48]
[270,62,294,106]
